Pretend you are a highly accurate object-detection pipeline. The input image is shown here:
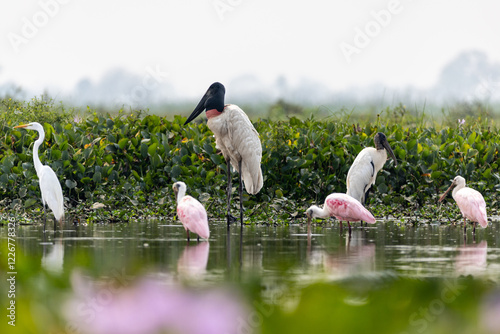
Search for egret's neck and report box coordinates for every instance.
[33,128,45,176]
[309,205,330,219]
[175,188,186,203]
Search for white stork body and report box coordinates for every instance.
[346,147,387,204]
[206,104,263,194]
[346,133,396,205]
[184,82,263,226]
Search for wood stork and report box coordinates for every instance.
[306,193,376,234]
[439,176,488,233]
[184,82,263,226]
[14,122,64,230]
[173,181,210,242]
[346,132,397,205]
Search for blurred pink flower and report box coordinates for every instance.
[64,272,250,334]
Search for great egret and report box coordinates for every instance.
[184,82,263,226]
[173,181,210,241]
[14,122,64,229]
[439,175,488,233]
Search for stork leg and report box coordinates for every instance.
[225,158,236,227]
[238,159,244,226]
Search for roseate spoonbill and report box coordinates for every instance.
[306,193,376,233]
[184,82,263,226]
[346,132,397,205]
[439,176,488,233]
[173,181,210,241]
[14,122,64,229]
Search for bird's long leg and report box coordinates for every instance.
[225,158,236,227]
[348,222,352,236]
[187,229,190,243]
[473,222,476,234]
[238,159,243,226]
[43,203,47,232]
[463,218,467,234]
[53,217,57,234]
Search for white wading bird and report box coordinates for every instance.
[184,82,263,226]
[439,176,488,233]
[173,181,210,242]
[14,122,64,229]
[346,132,397,205]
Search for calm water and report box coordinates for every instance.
[10,218,500,283]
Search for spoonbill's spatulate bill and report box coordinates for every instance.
[346,132,397,205]
[306,193,376,233]
[184,82,263,227]
[14,122,64,229]
[173,181,210,242]
[439,175,488,233]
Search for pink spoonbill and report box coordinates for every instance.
[173,181,210,242]
[184,82,263,227]
[306,193,376,234]
[346,132,397,205]
[439,175,488,233]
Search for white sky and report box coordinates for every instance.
[1,0,499,100]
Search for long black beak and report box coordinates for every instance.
[383,140,398,166]
[184,93,208,125]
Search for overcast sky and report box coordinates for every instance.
[1,0,499,103]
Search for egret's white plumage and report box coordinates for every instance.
[184,82,263,225]
[207,104,263,194]
[346,132,397,204]
[14,122,64,225]
[173,181,210,241]
[439,176,488,232]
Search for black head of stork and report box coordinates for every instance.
[374,132,397,166]
[184,82,225,125]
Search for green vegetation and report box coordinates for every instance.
[1,97,500,224]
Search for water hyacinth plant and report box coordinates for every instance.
[1,97,499,224]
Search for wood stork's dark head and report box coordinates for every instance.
[374,132,397,166]
[184,82,226,125]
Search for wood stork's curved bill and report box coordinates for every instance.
[184,82,226,125]
[375,132,397,165]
